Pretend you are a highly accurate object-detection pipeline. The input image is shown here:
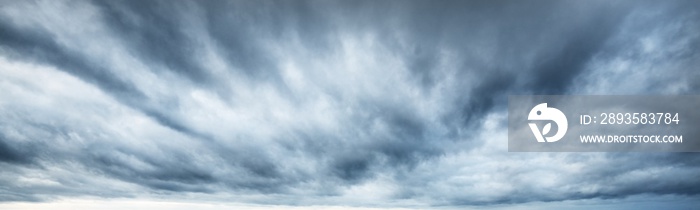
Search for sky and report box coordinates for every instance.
[0,0,699,209]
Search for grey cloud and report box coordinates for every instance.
[0,0,699,208]
[0,134,31,164]
[0,19,145,101]
[93,0,215,84]
[566,153,700,198]
[0,12,214,142]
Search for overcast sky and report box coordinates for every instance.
[0,0,699,209]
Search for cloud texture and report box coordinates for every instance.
[0,0,699,208]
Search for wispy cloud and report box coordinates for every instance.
[0,0,699,208]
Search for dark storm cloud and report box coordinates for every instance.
[92,0,215,84]
[202,0,327,80]
[0,134,31,164]
[526,13,621,94]
[343,0,633,131]
[0,18,145,100]
[85,145,217,192]
[0,0,699,208]
[0,14,209,142]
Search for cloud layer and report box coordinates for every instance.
[0,0,699,208]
